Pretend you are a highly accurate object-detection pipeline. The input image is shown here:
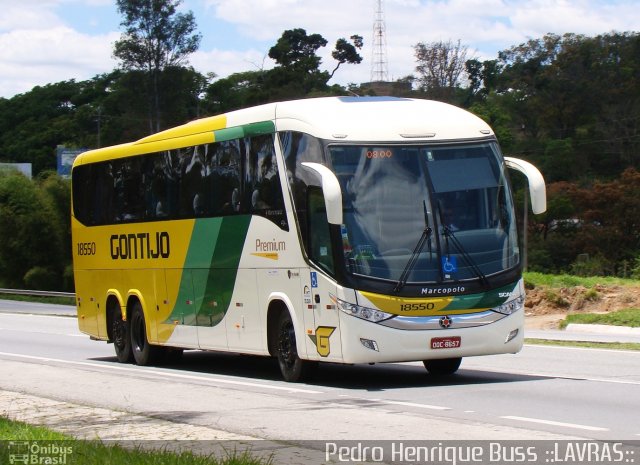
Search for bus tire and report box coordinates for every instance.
[275,311,316,382]
[130,302,159,366]
[112,306,133,363]
[423,357,462,376]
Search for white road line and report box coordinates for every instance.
[501,415,609,432]
[0,313,75,320]
[470,367,640,386]
[524,344,640,355]
[534,373,640,386]
[0,351,323,394]
[0,327,84,337]
[381,400,451,411]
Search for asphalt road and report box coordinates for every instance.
[1,300,639,444]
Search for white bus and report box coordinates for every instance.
[72,96,546,382]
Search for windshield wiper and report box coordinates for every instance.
[442,225,489,288]
[394,202,432,293]
[434,198,489,288]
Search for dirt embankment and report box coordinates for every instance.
[524,284,640,330]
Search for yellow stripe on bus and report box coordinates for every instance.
[359,291,489,316]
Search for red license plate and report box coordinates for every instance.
[431,336,461,349]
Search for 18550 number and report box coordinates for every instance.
[77,241,96,256]
[399,302,436,312]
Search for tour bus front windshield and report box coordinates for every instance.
[329,142,519,285]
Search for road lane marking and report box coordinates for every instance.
[462,366,640,386]
[0,313,75,320]
[501,415,608,432]
[337,395,451,412]
[380,400,451,411]
[523,372,640,386]
[0,351,323,394]
[0,327,84,337]
[524,344,640,355]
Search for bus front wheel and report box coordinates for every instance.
[130,302,159,366]
[275,311,316,382]
[423,357,462,376]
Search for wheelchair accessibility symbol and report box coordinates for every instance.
[442,256,458,274]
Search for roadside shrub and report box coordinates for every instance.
[23,267,58,291]
[544,289,570,308]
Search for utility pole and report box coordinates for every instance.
[95,106,102,148]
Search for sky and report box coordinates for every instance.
[0,0,638,99]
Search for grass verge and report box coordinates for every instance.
[0,417,271,465]
[525,338,640,351]
[558,308,640,328]
[524,271,638,289]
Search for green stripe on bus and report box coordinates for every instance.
[166,216,252,327]
[213,127,245,142]
[442,282,519,311]
[213,121,275,142]
[243,121,275,137]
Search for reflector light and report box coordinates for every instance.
[360,338,379,351]
[505,329,519,343]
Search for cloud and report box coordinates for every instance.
[0,26,118,97]
[202,0,639,85]
[0,1,62,32]
[1,0,638,98]
[0,2,119,97]
[508,0,639,38]
[205,0,371,41]
[191,48,274,78]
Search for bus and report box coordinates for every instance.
[71,96,546,382]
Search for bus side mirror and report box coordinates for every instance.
[504,157,547,214]
[301,162,343,225]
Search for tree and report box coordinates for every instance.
[329,35,364,79]
[497,32,640,176]
[413,39,473,102]
[113,0,201,133]
[268,28,328,73]
[205,70,270,113]
[465,58,501,103]
[0,173,65,289]
[265,29,364,98]
[0,80,86,174]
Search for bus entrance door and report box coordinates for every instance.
[307,271,342,361]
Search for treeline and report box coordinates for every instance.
[0,172,71,290]
[0,29,638,289]
[459,32,640,277]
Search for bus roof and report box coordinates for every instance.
[270,97,493,141]
[73,97,494,166]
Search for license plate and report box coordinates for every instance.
[431,336,461,349]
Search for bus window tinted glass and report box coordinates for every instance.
[245,134,288,230]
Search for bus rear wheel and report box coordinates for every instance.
[423,357,462,376]
[130,302,160,366]
[112,307,132,363]
[275,311,316,382]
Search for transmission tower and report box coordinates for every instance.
[370,0,389,82]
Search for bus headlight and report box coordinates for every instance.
[330,295,394,323]
[492,296,525,315]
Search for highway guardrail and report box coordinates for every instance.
[0,288,75,298]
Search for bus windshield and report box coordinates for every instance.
[329,142,519,284]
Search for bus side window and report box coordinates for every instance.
[211,139,241,215]
[308,187,334,275]
[245,134,288,230]
[280,131,326,259]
